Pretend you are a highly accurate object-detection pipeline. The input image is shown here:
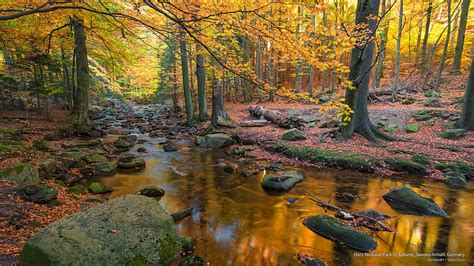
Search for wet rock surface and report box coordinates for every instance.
[261,170,304,191]
[382,187,447,217]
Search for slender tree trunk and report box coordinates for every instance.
[434,0,452,90]
[421,0,433,68]
[452,0,471,74]
[172,59,178,111]
[188,47,196,110]
[375,0,389,89]
[458,54,474,129]
[196,46,207,121]
[71,17,90,134]
[241,36,252,102]
[393,0,403,101]
[342,0,393,142]
[308,7,316,97]
[179,31,194,126]
[415,2,424,65]
[61,46,72,110]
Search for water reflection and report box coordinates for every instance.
[99,141,473,265]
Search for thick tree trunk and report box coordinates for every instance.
[71,17,90,134]
[452,0,471,74]
[420,0,433,68]
[240,36,252,102]
[179,32,194,126]
[196,47,207,121]
[393,0,403,100]
[458,56,474,130]
[341,0,393,142]
[434,0,451,90]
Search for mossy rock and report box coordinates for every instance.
[117,158,146,170]
[0,144,10,152]
[405,124,419,133]
[95,162,117,176]
[382,187,447,216]
[114,140,133,151]
[82,154,108,164]
[88,182,112,194]
[0,163,39,186]
[180,236,195,252]
[20,195,182,265]
[444,171,467,188]
[384,158,427,174]
[282,128,306,141]
[384,124,398,133]
[138,186,165,197]
[270,144,377,173]
[66,140,101,148]
[261,170,303,191]
[438,128,465,140]
[435,162,474,179]
[21,184,58,204]
[67,184,85,195]
[40,158,57,175]
[303,215,377,252]
[411,154,430,166]
[413,114,433,121]
[32,140,52,151]
[60,151,81,160]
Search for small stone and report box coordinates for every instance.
[32,140,51,151]
[282,128,306,141]
[82,154,108,164]
[444,171,467,188]
[21,184,58,204]
[95,162,117,176]
[40,158,57,175]
[137,147,147,153]
[222,163,238,173]
[438,128,465,140]
[163,141,178,152]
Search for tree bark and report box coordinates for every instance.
[452,0,471,74]
[374,0,390,88]
[393,0,403,100]
[341,0,392,142]
[71,17,90,134]
[458,54,474,130]
[420,0,433,68]
[179,31,194,126]
[434,0,451,90]
[211,78,226,127]
[196,46,207,121]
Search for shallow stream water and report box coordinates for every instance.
[99,121,473,265]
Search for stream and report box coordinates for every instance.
[95,104,473,265]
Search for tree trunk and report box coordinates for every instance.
[393,0,403,100]
[420,0,433,68]
[196,46,207,121]
[374,0,390,89]
[341,0,392,142]
[211,78,226,127]
[458,54,474,129]
[61,46,72,110]
[240,36,253,102]
[71,17,90,134]
[452,0,471,74]
[179,32,194,126]
[434,0,451,90]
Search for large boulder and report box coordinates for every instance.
[0,163,39,186]
[382,187,447,217]
[282,128,306,141]
[196,134,233,149]
[20,195,182,265]
[444,172,467,188]
[261,170,303,191]
[303,215,377,252]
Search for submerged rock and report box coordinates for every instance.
[163,141,178,152]
[382,187,447,217]
[303,215,377,252]
[444,172,467,188]
[354,209,391,220]
[138,186,165,197]
[21,184,58,204]
[261,170,303,191]
[117,154,146,170]
[0,163,39,186]
[282,128,306,141]
[20,195,182,265]
[196,134,233,149]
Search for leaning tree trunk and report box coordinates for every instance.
[452,0,471,74]
[179,31,194,126]
[71,17,90,134]
[434,0,451,90]
[458,55,474,130]
[374,0,390,88]
[196,46,207,121]
[341,0,393,142]
[420,0,433,68]
[393,0,403,101]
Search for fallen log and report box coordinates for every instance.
[240,120,269,127]
[248,106,304,129]
[171,208,194,222]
